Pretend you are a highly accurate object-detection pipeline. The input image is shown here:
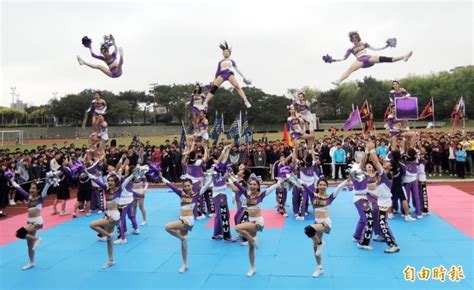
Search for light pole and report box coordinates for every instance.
[149,83,158,125]
[10,87,16,107]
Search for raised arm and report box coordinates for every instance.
[331,179,349,199]
[40,182,52,199]
[9,179,29,199]
[85,169,107,190]
[367,43,388,51]
[368,140,383,173]
[160,175,182,196]
[263,180,282,196]
[217,145,232,163]
[333,49,352,62]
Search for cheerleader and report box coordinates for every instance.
[293,92,312,133]
[204,41,252,108]
[182,140,210,219]
[290,177,348,277]
[160,174,212,273]
[131,173,148,226]
[417,146,430,215]
[82,92,107,130]
[228,164,251,245]
[389,80,411,129]
[77,34,124,78]
[194,111,209,142]
[293,147,319,220]
[209,145,235,241]
[403,148,422,219]
[389,150,416,221]
[326,32,413,85]
[189,83,207,130]
[72,172,92,218]
[230,174,282,277]
[367,141,400,253]
[272,154,293,217]
[86,170,139,268]
[287,105,313,141]
[9,172,55,270]
[350,155,375,250]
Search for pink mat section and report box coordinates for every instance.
[428,185,473,238]
[205,209,285,228]
[0,205,74,246]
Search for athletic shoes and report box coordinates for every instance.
[373,235,385,242]
[387,213,395,220]
[240,241,249,246]
[140,221,147,226]
[211,235,223,240]
[21,263,35,271]
[315,241,325,256]
[384,246,400,254]
[179,264,188,273]
[196,214,206,220]
[404,215,416,222]
[422,211,430,216]
[224,237,238,243]
[102,260,115,269]
[208,213,215,218]
[244,101,252,109]
[416,215,423,219]
[133,229,140,235]
[32,237,42,251]
[295,216,305,221]
[247,268,256,277]
[77,56,85,65]
[312,266,324,278]
[357,243,373,251]
[352,237,359,243]
[113,238,128,245]
[85,212,91,217]
[97,236,107,242]
[283,213,289,217]
[404,51,413,62]
[60,211,70,216]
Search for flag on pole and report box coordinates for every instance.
[241,111,250,144]
[179,121,186,149]
[451,96,465,129]
[360,99,370,121]
[283,123,293,147]
[210,113,223,143]
[418,97,434,120]
[226,113,241,145]
[383,103,392,124]
[343,106,362,131]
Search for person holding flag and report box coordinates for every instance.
[451,96,465,131]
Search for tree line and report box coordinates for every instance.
[1,66,472,127]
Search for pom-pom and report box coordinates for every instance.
[345,163,366,182]
[5,170,14,180]
[82,36,92,48]
[386,38,397,48]
[278,166,292,177]
[322,54,333,63]
[70,161,85,177]
[146,162,161,182]
[46,171,61,187]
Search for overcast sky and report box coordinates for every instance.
[1,0,472,107]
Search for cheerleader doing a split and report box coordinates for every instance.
[324,32,412,86]
[77,34,124,78]
[204,41,252,109]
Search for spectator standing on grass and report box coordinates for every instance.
[333,143,346,181]
[455,144,467,179]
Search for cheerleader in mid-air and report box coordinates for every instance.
[323,32,412,86]
[204,41,252,108]
[77,34,123,78]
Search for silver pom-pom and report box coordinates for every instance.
[137,165,150,176]
[346,163,366,182]
[46,171,61,187]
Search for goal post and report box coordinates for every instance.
[0,130,25,146]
